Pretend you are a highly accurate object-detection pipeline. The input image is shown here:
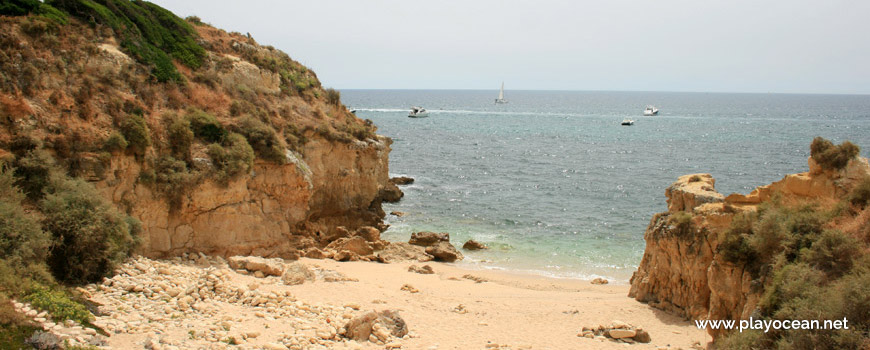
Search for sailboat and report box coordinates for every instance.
[495,82,507,104]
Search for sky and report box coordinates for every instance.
[150,0,870,94]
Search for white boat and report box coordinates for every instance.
[408,106,429,118]
[643,105,659,116]
[495,82,507,104]
[621,118,635,126]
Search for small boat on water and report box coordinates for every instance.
[408,106,429,118]
[495,82,507,104]
[643,105,659,116]
[621,118,635,126]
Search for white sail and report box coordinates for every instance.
[495,82,507,103]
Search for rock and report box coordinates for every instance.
[462,240,487,251]
[462,274,486,283]
[376,243,434,263]
[326,236,374,256]
[322,226,352,244]
[333,250,359,262]
[607,329,637,339]
[390,211,406,217]
[354,226,381,243]
[379,182,404,203]
[304,248,327,259]
[664,174,724,213]
[321,270,358,282]
[281,263,315,285]
[590,278,609,285]
[344,310,408,342]
[26,331,63,350]
[263,343,289,350]
[408,232,449,247]
[633,329,652,343]
[408,265,434,274]
[390,176,414,185]
[400,284,419,293]
[227,256,285,276]
[610,320,630,329]
[425,242,464,262]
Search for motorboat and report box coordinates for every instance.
[408,106,429,118]
[643,105,659,116]
[621,118,635,126]
[495,82,507,104]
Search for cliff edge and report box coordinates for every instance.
[630,145,870,343]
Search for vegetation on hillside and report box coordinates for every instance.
[717,138,870,349]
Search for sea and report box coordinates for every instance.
[340,90,870,282]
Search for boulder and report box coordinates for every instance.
[282,262,315,285]
[344,310,408,342]
[333,250,359,262]
[408,265,434,274]
[590,278,609,285]
[322,226,352,244]
[633,329,651,343]
[354,226,381,242]
[304,248,327,259]
[425,241,464,262]
[376,242,434,263]
[409,232,450,247]
[227,256,285,276]
[462,239,487,251]
[607,328,636,339]
[379,183,404,203]
[390,211,406,217]
[390,176,415,185]
[326,236,374,256]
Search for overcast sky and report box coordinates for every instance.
[151,0,870,94]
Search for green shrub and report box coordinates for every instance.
[186,110,227,143]
[41,176,139,284]
[803,230,860,277]
[167,116,194,161]
[207,133,254,184]
[153,155,198,208]
[12,149,56,200]
[102,131,128,153]
[810,137,860,171]
[23,285,91,324]
[0,170,50,269]
[119,114,151,157]
[325,88,341,106]
[52,0,205,82]
[236,117,285,163]
[668,211,693,237]
[849,177,870,208]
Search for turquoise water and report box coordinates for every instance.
[341,90,870,281]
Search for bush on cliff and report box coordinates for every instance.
[718,195,870,349]
[187,109,227,143]
[42,175,140,284]
[167,115,194,162]
[153,155,199,208]
[120,114,151,157]
[207,132,254,184]
[810,137,860,171]
[236,117,285,164]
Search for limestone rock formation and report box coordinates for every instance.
[462,239,487,251]
[343,310,408,342]
[390,176,415,185]
[629,156,870,340]
[376,243,433,263]
[408,232,450,246]
[425,242,464,262]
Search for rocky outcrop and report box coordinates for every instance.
[462,239,487,251]
[376,243,433,263]
[94,135,393,259]
[408,232,463,262]
[629,157,870,339]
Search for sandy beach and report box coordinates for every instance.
[290,258,709,350]
[58,256,711,350]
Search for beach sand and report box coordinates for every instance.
[289,258,710,350]
[72,256,710,350]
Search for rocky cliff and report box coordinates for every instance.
[0,1,397,259]
[629,156,870,340]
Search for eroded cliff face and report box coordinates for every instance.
[91,137,392,259]
[629,157,870,339]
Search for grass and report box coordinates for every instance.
[51,0,206,83]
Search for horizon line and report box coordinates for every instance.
[333,88,870,96]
